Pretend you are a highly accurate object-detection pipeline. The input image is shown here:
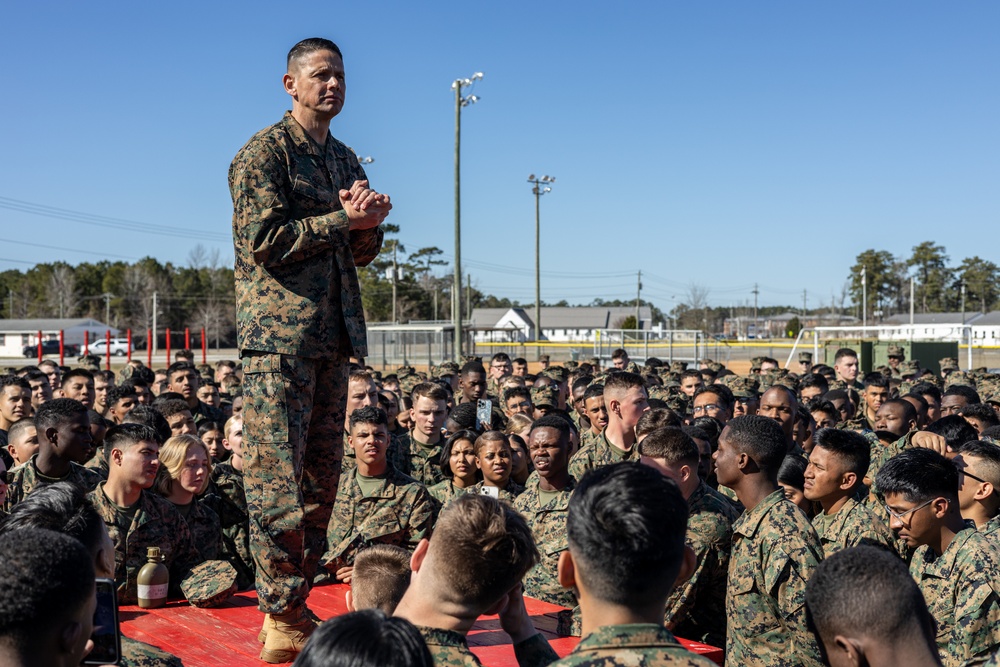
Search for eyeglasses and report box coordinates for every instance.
[961,468,990,485]
[884,498,936,521]
[692,404,720,414]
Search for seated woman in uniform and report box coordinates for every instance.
[153,434,221,561]
[472,431,524,502]
[427,430,480,506]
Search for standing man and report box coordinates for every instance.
[230,37,390,663]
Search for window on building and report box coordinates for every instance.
[21,334,29,345]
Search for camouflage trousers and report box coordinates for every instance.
[241,351,347,613]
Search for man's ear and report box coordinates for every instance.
[410,538,429,573]
[46,425,60,448]
[608,398,621,418]
[345,589,356,612]
[839,471,857,492]
[975,482,995,502]
[557,550,577,589]
[832,634,863,664]
[672,545,697,589]
[58,619,84,656]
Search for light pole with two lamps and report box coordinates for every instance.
[528,174,555,360]
[452,72,483,361]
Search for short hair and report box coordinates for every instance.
[445,402,480,434]
[693,383,734,410]
[806,546,936,649]
[812,428,871,478]
[777,454,807,490]
[437,429,479,479]
[94,370,116,384]
[680,369,702,382]
[943,384,982,405]
[925,415,979,452]
[635,408,682,437]
[428,495,538,609]
[106,384,138,409]
[490,352,511,364]
[567,462,688,606]
[154,398,193,421]
[0,528,95,652]
[293,609,431,667]
[603,371,645,396]
[638,427,699,466]
[879,398,918,423]
[154,434,212,496]
[723,415,788,476]
[809,400,840,422]
[33,397,87,433]
[957,440,1000,488]
[903,392,929,412]
[862,372,889,389]
[0,481,105,554]
[512,357,527,366]
[799,374,829,393]
[287,37,344,73]
[351,544,412,614]
[121,404,172,444]
[166,362,196,381]
[104,423,160,453]
[960,403,1000,428]
[502,385,531,406]
[834,348,858,363]
[349,406,388,431]
[23,369,49,385]
[530,414,571,441]
[911,382,942,403]
[459,361,486,378]
[611,348,628,360]
[875,448,958,503]
[61,368,94,386]
[6,417,35,444]
[473,430,509,456]
[582,383,605,403]
[406,383,446,407]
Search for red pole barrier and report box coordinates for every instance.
[84,330,89,356]
[105,330,111,371]
[185,328,190,351]
[165,328,171,366]
[127,329,132,361]
[146,329,152,366]
[37,330,42,364]
[59,330,65,366]
[201,328,207,365]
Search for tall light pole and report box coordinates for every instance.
[452,72,483,362]
[528,175,554,360]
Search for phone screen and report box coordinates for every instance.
[84,578,121,666]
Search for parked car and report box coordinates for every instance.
[87,338,133,356]
[23,339,81,357]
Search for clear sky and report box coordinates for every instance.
[1,1,997,314]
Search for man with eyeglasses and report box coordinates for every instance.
[691,384,733,424]
[875,448,1000,667]
[502,386,534,420]
[953,440,1000,539]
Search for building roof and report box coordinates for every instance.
[882,312,983,325]
[470,306,653,330]
[0,318,114,332]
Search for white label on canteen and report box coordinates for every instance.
[137,583,168,600]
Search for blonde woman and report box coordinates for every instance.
[153,434,221,561]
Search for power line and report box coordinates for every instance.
[0,237,138,261]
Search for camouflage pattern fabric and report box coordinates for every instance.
[579,427,601,451]
[810,495,895,557]
[980,513,1000,545]
[205,462,255,590]
[547,624,718,666]
[514,476,577,609]
[909,527,1000,667]
[5,454,103,511]
[417,625,557,667]
[179,559,238,608]
[241,352,348,613]
[321,463,435,572]
[726,489,824,667]
[470,478,525,503]
[121,634,184,667]
[568,430,637,481]
[179,497,222,562]
[867,430,914,493]
[229,111,382,358]
[191,399,225,427]
[88,484,205,605]
[400,434,446,488]
[427,479,475,507]
[665,482,740,648]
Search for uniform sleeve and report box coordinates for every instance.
[230,142,351,269]
[512,632,559,667]
[950,578,1000,665]
[406,487,437,546]
[169,509,206,588]
[765,542,824,667]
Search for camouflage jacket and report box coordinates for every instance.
[401,433,447,488]
[579,427,602,452]
[665,482,740,648]
[726,489,824,667]
[548,624,718,667]
[867,430,915,488]
[810,495,896,557]
[179,497,221,562]
[205,462,255,590]
[417,626,557,667]
[191,399,225,427]
[5,454,103,511]
[88,484,204,604]
[909,526,1000,667]
[229,111,383,357]
[471,479,525,503]
[428,479,475,507]
[980,513,1000,544]
[121,635,183,667]
[322,464,436,571]
[568,430,637,480]
[514,476,577,609]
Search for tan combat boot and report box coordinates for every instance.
[259,608,318,663]
[257,613,275,644]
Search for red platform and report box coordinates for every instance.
[120,584,723,666]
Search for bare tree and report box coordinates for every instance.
[686,283,711,330]
[46,265,79,319]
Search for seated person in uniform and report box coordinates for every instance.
[427,429,480,506]
[152,434,221,562]
[5,418,38,467]
[321,406,435,584]
[294,610,432,667]
[472,431,524,501]
[346,544,412,614]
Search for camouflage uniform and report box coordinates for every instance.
[176,497,222,562]
[909,526,1000,667]
[191,399,225,427]
[514,476,577,609]
[427,479,475,506]
[568,430,637,481]
[400,433,447,488]
[230,111,382,613]
[867,431,914,493]
[88,483,204,604]
[980,513,1000,545]
[205,461,255,590]
[665,481,740,648]
[579,427,602,451]
[121,635,184,667]
[810,495,896,557]
[417,626,557,667]
[726,489,824,667]
[321,464,435,572]
[343,430,409,475]
[4,454,104,511]
[471,478,525,503]
[547,624,718,667]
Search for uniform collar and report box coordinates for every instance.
[733,489,786,538]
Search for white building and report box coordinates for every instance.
[469,306,653,343]
[880,312,983,342]
[0,318,120,357]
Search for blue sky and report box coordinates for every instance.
[1,1,997,314]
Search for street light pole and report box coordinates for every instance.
[528,175,554,360]
[452,72,483,362]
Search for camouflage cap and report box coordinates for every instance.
[727,375,760,399]
[530,386,557,408]
[76,354,102,371]
[887,344,905,358]
[400,374,423,396]
[181,560,238,608]
[539,354,550,363]
[647,385,672,402]
[624,361,642,374]
[395,365,416,377]
[542,367,569,383]
[707,361,725,374]
[944,371,976,389]
[663,395,689,415]
[940,357,959,371]
[699,358,714,365]
[669,360,688,373]
[564,360,579,370]
[985,393,1000,406]
[901,360,921,375]
[588,357,600,366]
[798,352,813,364]
[750,356,765,370]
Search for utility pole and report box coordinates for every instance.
[752,284,759,338]
[433,285,438,321]
[910,276,915,326]
[467,273,472,320]
[802,289,807,317]
[960,280,967,324]
[102,292,113,326]
[635,271,642,330]
[451,71,483,362]
[528,175,554,358]
[391,244,398,324]
[152,291,158,355]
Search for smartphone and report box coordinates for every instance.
[83,578,121,666]
[476,399,493,431]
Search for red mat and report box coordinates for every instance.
[120,584,723,666]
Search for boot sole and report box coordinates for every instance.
[260,646,299,663]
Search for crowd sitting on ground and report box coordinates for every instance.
[2,345,1000,667]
